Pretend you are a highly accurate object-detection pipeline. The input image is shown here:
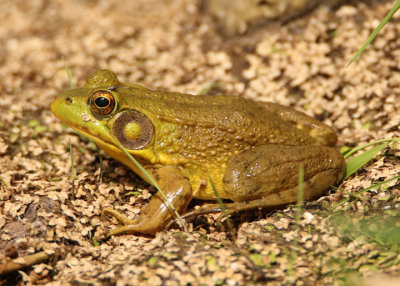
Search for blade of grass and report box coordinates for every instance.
[342,138,399,159]
[289,163,304,275]
[17,123,26,154]
[296,163,304,221]
[345,142,388,178]
[197,82,219,95]
[69,138,76,180]
[347,0,400,66]
[330,174,400,210]
[0,174,8,189]
[331,214,400,251]
[92,236,101,247]
[207,174,234,235]
[69,138,76,195]
[62,57,75,89]
[97,148,104,184]
[114,140,186,232]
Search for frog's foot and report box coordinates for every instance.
[101,208,142,236]
[102,208,138,225]
[101,206,170,236]
[106,223,151,237]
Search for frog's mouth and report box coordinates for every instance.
[69,124,157,166]
[69,126,123,157]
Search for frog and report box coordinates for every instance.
[51,70,345,236]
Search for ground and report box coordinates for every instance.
[0,0,399,285]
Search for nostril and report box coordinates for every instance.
[66,97,73,104]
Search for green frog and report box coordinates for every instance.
[51,70,345,236]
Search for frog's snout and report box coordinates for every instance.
[51,95,70,119]
[51,94,73,112]
[50,96,58,114]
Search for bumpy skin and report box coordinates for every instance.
[51,70,345,235]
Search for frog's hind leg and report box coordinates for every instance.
[183,144,345,220]
[224,144,344,202]
[264,102,338,146]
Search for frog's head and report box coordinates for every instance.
[51,70,157,177]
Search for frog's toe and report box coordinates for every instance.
[216,207,239,223]
[106,225,142,237]
[102,207,138,225]
[102,207,172,235]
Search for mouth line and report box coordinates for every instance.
[69,126,122,154]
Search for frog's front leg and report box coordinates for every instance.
[103,166,192,236]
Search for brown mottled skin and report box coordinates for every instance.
[51,70,345,236]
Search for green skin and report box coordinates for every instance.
[51,70,345,235]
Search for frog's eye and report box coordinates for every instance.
[90,91,116,115]
[112,110,154,150]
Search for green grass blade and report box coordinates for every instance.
[68,138,77,195]
[289,163,305,275]
[331,214,400,251]
[207,174,234,234]
[69,138,76,181]
[347,0,400,66]
[197,82,219,95]
[330,175,400,210]
[342,138,399,159]
[97,148,104,184]
[62,57,75,89]
[345,142,388,178]
[296,163,304,214]
[0,174,8,189]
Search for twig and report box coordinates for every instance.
[0,251,51,276]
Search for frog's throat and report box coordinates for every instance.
[69,127,156,175]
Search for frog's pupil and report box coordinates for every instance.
[95,97,109,108]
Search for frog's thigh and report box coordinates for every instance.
[105,166,192,236]
[264,102,338,146]
[223,144,345,205]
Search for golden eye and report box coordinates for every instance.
[91,91,115,115]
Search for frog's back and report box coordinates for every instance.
[120,85,317,155]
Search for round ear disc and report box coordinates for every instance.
[112,110,154,150]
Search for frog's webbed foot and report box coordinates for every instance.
[102,208,138,225]
[102,208,141,237]
[101,166,192,237]
[102,207,155,237]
